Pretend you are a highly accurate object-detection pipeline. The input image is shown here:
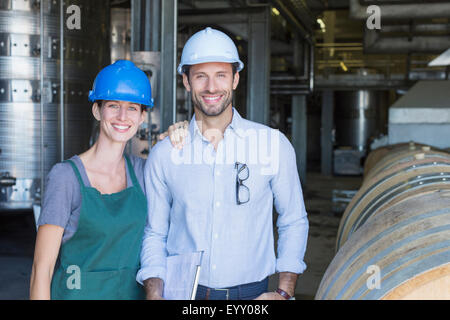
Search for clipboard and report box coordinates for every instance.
[163,251,203,300]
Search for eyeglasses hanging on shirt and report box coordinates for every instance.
[235,162,250,205]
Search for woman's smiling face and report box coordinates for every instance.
[94,100,145,143]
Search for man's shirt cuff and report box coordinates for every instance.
[136,266,166,286]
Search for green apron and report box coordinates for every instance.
[51,155,147,300]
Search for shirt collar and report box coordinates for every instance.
[188,107,245,142]
[228,108,244,138]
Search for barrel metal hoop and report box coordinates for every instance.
[369,154,450,178]
[320,209,450,299]
[337,162,450,248]
[358,244,450,300]
[342,236,450,300]
[350,174,450,235]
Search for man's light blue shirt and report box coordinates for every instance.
[137,108,309,288]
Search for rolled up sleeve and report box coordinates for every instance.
[136,142,173,285]
[271,133,309,274]
[38,163,74,229]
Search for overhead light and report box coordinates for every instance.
[272,7,280,16]
[340,61,348,72]
[317,18,326,33]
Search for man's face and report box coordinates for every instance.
[182,62,240,117]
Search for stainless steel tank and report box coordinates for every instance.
[334,90,388,151]
[0,0,109,210]
[111,7,131,63]
[110,8,156,159]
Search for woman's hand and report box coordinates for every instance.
[158,120,189,149]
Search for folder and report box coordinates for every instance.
[163,251,203,300]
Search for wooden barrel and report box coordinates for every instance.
[316,189,450,300]
[364,144,446,182]
[336,154,450,251]
[363,142,430,177]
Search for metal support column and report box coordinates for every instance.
[160,0,177,132]
[39,0,45,199]
[246,7,270,125]
[321,90,334,175]
[59,0,65,161]
[148,0,161,51]
[132,0,176,135]
[291,33,307,183]
[131,0,160,52]
[292,95,307,183]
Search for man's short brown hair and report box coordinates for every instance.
[182,62,240,81]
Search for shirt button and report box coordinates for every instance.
[212,265,217,270]
[216,201,221,208]
[216,171,221,176]
[214,233,219,239]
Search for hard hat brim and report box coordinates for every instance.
[89,91,154,107]
[177,57,244,75]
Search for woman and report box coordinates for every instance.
[29,60,187,300]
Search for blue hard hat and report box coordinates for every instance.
[89,60,154,107]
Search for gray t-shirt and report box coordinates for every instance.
[38,154,146,244]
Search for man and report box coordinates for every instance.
[137,27,309,300]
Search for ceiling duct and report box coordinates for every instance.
[349,0,450,20]
[364,30,450,54]
[352,0,450,53]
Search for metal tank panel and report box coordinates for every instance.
[0,0,110,210]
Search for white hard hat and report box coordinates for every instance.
[177,27,244,75]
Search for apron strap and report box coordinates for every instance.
[124,155,142,193]
[65,156,141,193]
[64,159,86,189]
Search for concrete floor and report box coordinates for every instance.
[285,172,362,299]
[0,171,362,300]
[0,211,36,300]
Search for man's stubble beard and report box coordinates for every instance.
[191,89,234,117]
